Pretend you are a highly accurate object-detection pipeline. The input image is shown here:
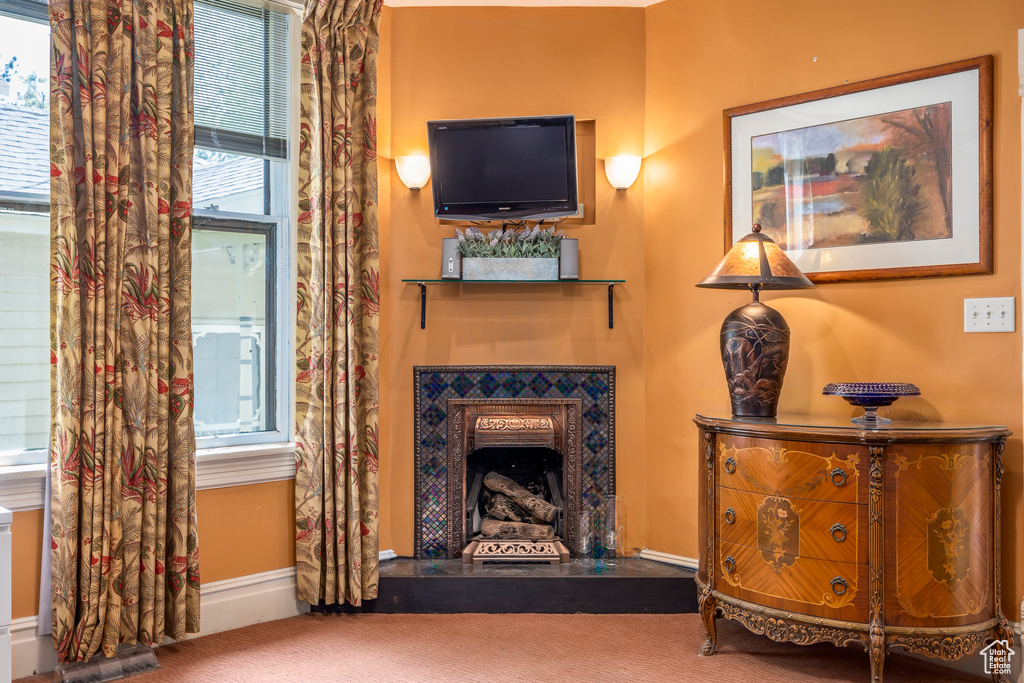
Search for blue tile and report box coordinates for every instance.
[501,374,527,396]
[478,372,500,397]
[583,403,605,425]
[582,374,609,401]
[585,430,608,453]
[554,373,578,396]
[422,405,447,427]
[529,373,553,397]
[451,374,475,397]
[423,373,449,400]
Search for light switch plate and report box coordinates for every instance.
[964,297,1015,333]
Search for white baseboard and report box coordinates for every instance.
[637,548,699,570]
[12,567,305,679]
[191,567,304,639]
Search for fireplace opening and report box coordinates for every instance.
[464,445,565,542]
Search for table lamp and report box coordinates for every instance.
[696,224,815,417]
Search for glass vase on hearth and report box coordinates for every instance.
[600,494,624,565]
[576,511,596,566]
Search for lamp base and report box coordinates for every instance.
[720,301,790,418]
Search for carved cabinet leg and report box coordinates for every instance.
[869,629,885,683]
[698,588,717,656]
[990,615,1014,683]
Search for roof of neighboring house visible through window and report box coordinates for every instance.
[0,102,265,203]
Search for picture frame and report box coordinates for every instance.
[724,56,992,283]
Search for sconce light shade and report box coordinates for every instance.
[604,156,642,190]
[396,156,431,190]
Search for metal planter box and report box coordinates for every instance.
[462,257,559,281]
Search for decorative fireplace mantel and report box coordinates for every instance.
[414,365,616,559]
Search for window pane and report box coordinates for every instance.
[194,150,268,215]
[0,209,49,454]
[193,0,288,158]
[192,229,271,437]
[0,14,50,196]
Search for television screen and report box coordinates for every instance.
[427,115,578,221]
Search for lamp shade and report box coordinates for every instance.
[696,224,814,290]
[604,156,642,190]
[395,156,431,190]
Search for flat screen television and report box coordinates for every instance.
[427,115,578,221]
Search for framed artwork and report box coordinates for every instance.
[724,56,992,283]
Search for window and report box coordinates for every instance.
[0,0,294,464]
[191,0,292,446]
[0,0,51,465]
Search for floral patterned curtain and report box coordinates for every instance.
[294,0,382,607]
[49,0,200,662]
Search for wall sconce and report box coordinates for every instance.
[604,156,642,190]
[395,156,431,190]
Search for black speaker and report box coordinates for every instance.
[442,238,461,279]
[559,238,578,279]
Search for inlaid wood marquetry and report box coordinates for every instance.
[694,413,1011,682]
[717,539,867,621]
[717,486,863,565]
[717,437,863,505]
[887,443,992,627]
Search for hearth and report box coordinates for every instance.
[414,366,615,560]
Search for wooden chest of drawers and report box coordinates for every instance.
[694,413,1011,682]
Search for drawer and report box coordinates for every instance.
[717,436,863,504]
[717,538,867,622]
[716,486,863,565]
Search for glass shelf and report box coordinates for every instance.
[402,278,625,329]
[401,279,625,284]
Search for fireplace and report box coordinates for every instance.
[414,366,615,560]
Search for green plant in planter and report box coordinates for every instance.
[456,225,564,258]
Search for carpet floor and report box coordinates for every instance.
[18,613,985,682]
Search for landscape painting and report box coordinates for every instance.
[750,102,953,251]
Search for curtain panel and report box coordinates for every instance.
[49,0,200,661]
[294,0,382,607]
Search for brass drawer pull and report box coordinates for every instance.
[724,508,736,525]
[830,576,848,596]
[830,523,848,543]
[724,457,737,474]
[724,555,736,573]
[830,467,847,487]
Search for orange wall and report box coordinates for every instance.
[643,0,1024,613]
[12,509,43,620]
[195,481,296,584]
[381,6,648,556]
[12,481,296,620]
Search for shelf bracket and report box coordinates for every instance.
[608,284,615,329]
[419,283,427,329]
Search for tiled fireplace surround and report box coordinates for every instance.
[413,365,616,559]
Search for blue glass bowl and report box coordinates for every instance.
[822,382,920,425]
